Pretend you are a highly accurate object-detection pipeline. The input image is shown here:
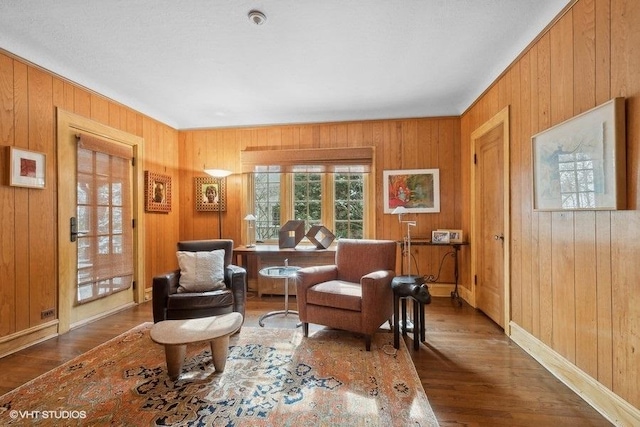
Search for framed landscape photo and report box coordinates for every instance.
[195,176,227,212]
[383,168,440,214]
[144,171,172,213]
[8,147,46,189]
[532,97,626,211]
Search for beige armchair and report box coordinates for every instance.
[295,239,397,351]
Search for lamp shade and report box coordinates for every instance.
[244,214,257,221]
[392,206,409,215]
[203,168,232,178]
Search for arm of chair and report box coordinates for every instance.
[295,265,339,320]
[225,264,247,320]
[360,270,396,330]
[296,265,338,293]
[152,270,180,323]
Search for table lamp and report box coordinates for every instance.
[244,214,256,247]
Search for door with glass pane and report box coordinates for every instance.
[57,112,140,333]
[76,136,134,306]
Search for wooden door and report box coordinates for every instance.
[471,107,510,330]
[475,124,505,325]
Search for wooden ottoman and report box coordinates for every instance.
[150,312,243,380]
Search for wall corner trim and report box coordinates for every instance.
[510,322,640,427]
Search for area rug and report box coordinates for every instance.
[0,323,438,426]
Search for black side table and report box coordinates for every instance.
[392,275,431,350]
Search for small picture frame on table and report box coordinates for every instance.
[7,147,46,189]
[145,171,172,213]
[439,229,464,243]
[431,230,450,244]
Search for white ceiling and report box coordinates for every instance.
[0,1,570,130]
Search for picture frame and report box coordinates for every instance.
[439,229,464,243]
[532,97,626,211]
[144,171,172,213]
[431,230,450,244]
[7,147,46,189]
[383,168,440,214]
[195,176,227,212]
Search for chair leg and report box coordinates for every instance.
[302,322,309,337]
[365,335,371,351]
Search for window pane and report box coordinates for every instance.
[294,173,322,229]
[334,173,364,239]
[97,206,110,234]
[254,172,281,241]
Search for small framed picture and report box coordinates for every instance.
[196,176,227,212]
[439,229,464,243]
[431,230,450,244]
[7,147,46,189]
[145,171,172,213]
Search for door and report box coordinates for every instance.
[471,107,510,330]
[57,110,145,333]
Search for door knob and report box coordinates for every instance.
[493,234,504,241]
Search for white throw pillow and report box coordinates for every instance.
[176,249,226,293]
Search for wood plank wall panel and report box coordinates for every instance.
[13,61,30,332]
[178,116,462,283]
[461,0,639,408]
[0,50,180,349]
[27,67,56,326]
[0,54,16,336]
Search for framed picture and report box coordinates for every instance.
[431,230,450,244]
[7,147,46,189]
[195,176,227,212]
[439,229,464,243]
[144,171,172,213]
[532,97,626,211]
[383,168,440,213]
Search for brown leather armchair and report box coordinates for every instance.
[296,239,397,351]
[152,240,246,323]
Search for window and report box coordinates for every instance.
[253,169,367,243]
[294,172,323,230]
[253,168,281,241]
[243,147,374,243]
[558,152,596,209]
[334,172,364,238]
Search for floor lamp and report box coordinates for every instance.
[392,206,416,277]
[204,168,231,238]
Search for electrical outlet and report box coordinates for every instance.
[41,308,55,319]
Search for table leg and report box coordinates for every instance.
[413,299,420,350]
[164,344,186,380]
[393,294,400,349]
[210,334,230,372]
[420,301,426,342]
[284,277,290,315]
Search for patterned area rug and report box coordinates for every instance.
[0,324,439,426]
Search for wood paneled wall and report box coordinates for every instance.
[461,0,639,409]
[0,51,180,345]
[178,117,462,284]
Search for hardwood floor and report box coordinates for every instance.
[0,295,611,426]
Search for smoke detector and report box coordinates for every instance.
[248,10,266,25]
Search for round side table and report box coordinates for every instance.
[258,265,301,327]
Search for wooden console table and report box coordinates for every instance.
[233,245,336,296]
[399,239,468,306]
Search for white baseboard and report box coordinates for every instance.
[510,322,640,427]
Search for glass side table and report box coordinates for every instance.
[258,265,301,327]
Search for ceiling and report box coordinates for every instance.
[0,1,570,130]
